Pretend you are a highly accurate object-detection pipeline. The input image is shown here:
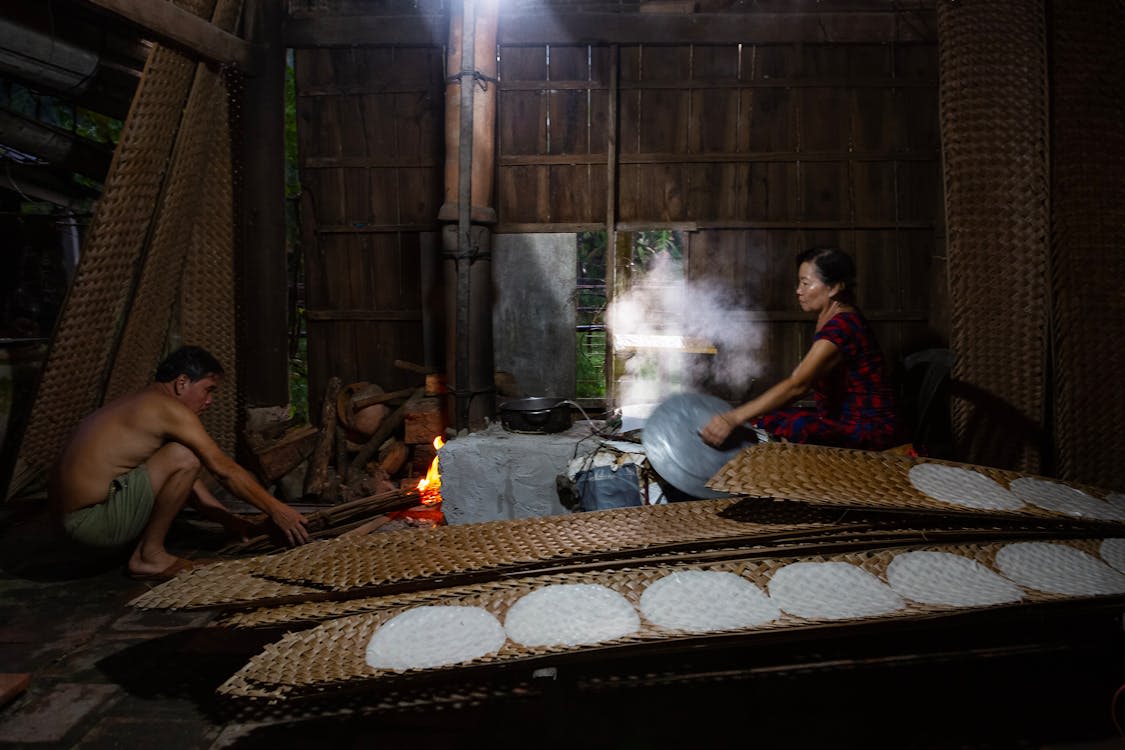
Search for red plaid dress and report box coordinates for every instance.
[756,311,901,450]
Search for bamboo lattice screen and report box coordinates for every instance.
[9,0,244,498]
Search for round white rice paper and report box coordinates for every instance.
[1008,477,1125,521]
[365,606,506,671]
[640,570,780,632]
[908,463,1023,511]
[1099,538,1125,574]
[504,583,640,647]
[886,550,1022,607]
[994,542,1125,596]
[768,562,905,621]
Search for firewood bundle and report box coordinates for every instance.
[242,365,446,509]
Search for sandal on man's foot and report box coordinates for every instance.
[127,557,198,582]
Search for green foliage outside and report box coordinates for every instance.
[283,53,309,424]
[288,318,309,424]
[630,229,683,274]
[574,230,684,400]
[0,81,120,198]
[576,231,608,398]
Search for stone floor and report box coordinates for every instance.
[2,499,1125,749]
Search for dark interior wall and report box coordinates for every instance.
[291,2,945,413]
[1047,0,1125,488]
[494,33,944,399]
[293,45,445,405]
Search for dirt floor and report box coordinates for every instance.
[2,499,1124,749]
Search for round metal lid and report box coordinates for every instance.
[641,392,753,498]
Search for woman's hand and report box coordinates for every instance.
[700,411,739,447]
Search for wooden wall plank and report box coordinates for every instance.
[499,91,546,155]
[499,12,936,46]
[799,87,849,151]
[800,162,847,221]
[294,7,943,412]
[295,43,441,408]
[548,89,589,154]
[742,88,796,152]
[852,162,896,224]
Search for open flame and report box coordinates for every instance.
[415,436,444,505]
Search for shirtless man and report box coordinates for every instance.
[50,346,310,579]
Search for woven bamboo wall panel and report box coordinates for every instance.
[1047,0,1125,490]
[9,0,245,492]
[219,538,1122,700]
[708,444,1123,523]
[936,0,1050,473]
[105,46,228,401]
[182,70,239,453]
[10,0,216,493]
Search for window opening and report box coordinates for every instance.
[575,230,607,398]
[576,230,693,406]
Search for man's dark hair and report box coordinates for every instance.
[796,246,857,303]
[154,346,224,383]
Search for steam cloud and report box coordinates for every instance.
[606,251,765,408]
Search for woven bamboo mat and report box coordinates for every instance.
[1047,0,1125,490]
[130,558,323,610]
[180,58,240,455]
[9,0,245,496]
[130,499,837,610]
[211,521,1080,634]
[937,0,1050,473]
[9,0,215,496]
[215,514,1098,629]
[218,537,1124,701]
[707,444,1124,523]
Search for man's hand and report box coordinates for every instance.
[268,503,311,546]
[219,514,260,542]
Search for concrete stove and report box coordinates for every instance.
[439,421,605,524]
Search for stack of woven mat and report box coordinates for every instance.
[130,443,1125,708]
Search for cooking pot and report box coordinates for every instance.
[499,397,573,433]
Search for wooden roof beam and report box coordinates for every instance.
[79,0,257,72]
[283,10,935,48]
[502,11,937,45]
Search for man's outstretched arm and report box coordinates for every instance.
[188,480,259,541]
[159,401,310,545]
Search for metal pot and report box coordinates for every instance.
[498,397,572,433]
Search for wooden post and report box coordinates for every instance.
[237,0,289,407]
[304,376,341,499]
[441,0,498,431]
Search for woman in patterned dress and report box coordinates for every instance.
[700,247,901,451]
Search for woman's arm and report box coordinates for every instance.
[700,339,842,446]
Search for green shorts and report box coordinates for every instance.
[62,464,155,549]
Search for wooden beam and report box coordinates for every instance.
[80,0,256,71]
[500,11,937,45]
[305,309,424,322]
[283,15,447,47]
[237,0,288,407]
[499,150,940,167]
[280,10,934,47]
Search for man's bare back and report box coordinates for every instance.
[50,346,309,578]
[53,389,186,514]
